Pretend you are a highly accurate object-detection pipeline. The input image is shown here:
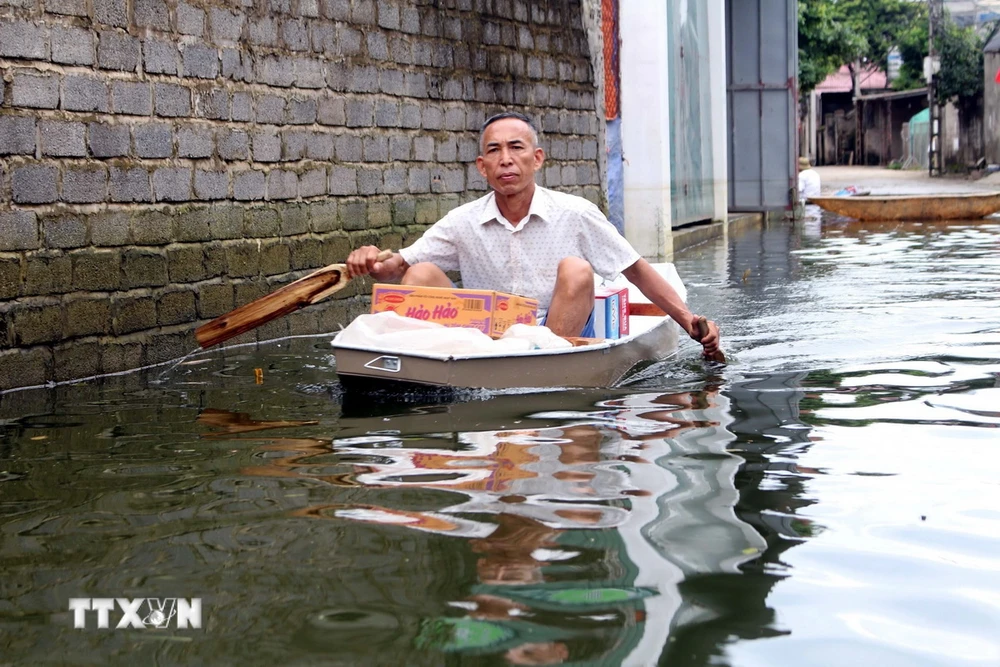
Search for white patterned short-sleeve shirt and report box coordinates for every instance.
[399,186,640,311]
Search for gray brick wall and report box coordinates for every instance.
[0,0,601,391]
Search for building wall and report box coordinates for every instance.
[985,52,1000,164]
[619,1,670,257]
[953,97,983,168]
[619,0,727,259]
[707,0,728,225]
[858,94,927,165]
[0,0,601,391]
[942,100,961,166]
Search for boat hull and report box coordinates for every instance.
[809,192,1000,221]
[332,316,680,391]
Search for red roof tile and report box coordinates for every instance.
[816,65,889,92]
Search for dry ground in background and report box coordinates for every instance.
[816,166,1000,195]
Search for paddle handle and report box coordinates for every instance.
[696,316,726,364]
[195,250,392,349]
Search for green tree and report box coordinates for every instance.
[893,12,929,91]
[798,0,923,94]
[798,1,863,93]
[837,0,924,74]
[936,20,985,104]
[894,13,987,105]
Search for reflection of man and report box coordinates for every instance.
[505,641,570,665]
[221,388,746,663]
[797,156,821,200]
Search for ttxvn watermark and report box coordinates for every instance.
[69,598,202,629]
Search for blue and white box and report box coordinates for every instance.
[593,290,620,339]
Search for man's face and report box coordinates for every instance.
[476,118,545,197]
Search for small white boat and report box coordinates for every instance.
[331,265,687,391]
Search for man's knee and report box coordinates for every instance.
[401,262,452,287]
[556,257,595,293]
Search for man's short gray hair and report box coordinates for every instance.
[479,111,539,154]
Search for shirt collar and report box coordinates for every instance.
[478,187,550,228]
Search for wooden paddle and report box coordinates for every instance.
[195,249,393,349]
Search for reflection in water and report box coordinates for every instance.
[197,408,319,437]
[1,215,998,665]
[675,215,1000,666]
[219,388,767,664]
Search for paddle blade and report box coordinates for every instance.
[194,249,393,349]
[195,266,346,349]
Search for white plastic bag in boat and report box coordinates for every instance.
[335,311,499,354]
[335,312,575,355]
[500,323,573,350]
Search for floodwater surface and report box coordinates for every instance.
[1,213,998,666]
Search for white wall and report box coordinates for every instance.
[986,53,1000,164]
[707,0,729,224]
[620,0,729,259]
[620,1,673,258]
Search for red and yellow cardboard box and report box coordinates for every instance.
[372,284,538,338]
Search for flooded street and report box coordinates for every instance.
[1,213,999,665]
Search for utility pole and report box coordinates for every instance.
[928,0,943,176]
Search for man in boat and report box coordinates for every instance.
[346,112,722,359]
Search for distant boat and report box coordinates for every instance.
[808,192,1000,221]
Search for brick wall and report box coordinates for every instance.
[0,0,602,391]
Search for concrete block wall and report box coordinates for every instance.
[0,0,601,390]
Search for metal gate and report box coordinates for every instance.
[726,0,797,211]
